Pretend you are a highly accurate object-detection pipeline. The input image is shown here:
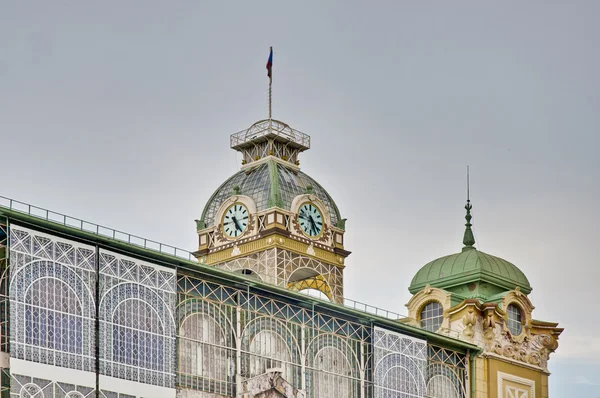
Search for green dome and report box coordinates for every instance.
[408,200,531,296]
[408,247,531,295]
[200,159,342,228]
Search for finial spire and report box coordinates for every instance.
[463,166,475,250]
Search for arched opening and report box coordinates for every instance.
[179,313,233,383]
[306,334,360,398]
[248,330,292,377]
[312,346,352,397]
[298,288,331,301]
[427,375,460,398]
[287,269,333,301]
[24,277,83,354]
[241,317,300,385]
[383,365,421,397]
[112,299,165,371]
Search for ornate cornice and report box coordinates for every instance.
[200,233,346,268]
[444,293,562,372]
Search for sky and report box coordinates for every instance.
[1,1,599,396]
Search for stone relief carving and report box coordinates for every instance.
[489,327,557,370]
[242,369,305,398]
[462,310,477,340]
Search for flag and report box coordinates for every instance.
[266,47,273,79]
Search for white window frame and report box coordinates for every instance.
[497,371,535,398]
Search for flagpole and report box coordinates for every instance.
[268,46,272,120]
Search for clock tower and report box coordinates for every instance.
[193,119,350,303]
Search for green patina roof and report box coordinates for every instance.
[409,200,531,296]
[200,159,343,229]
[409,247,531,295]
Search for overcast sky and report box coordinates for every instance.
[1,1,599,396]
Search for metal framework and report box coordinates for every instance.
[177,273,367,397]
[212,248,344,303]
[230,119,310,151]
[230,120,310,166]
[9,226,97,372]
[0,194,419,329]
[98,250,177,387]
[1,208,469,398]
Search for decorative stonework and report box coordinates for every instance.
[489,327,558,370]
[407,286,562,373]
[497,371,535,398]
[446,290,561,372]
[242,370,305,398]
[405,285,452,330]
[461,310,477,340]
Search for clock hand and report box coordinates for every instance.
[308,215,317,235]
[232,216,242,232]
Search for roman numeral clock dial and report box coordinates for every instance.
[298,203,323,237]
[222,203,249,238]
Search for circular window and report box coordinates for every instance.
[65,393,84,398]
[420,301,443,332]
[506,304,523,335]
[20,383,43,398]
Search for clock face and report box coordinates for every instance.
[298,203,323,237]
[223,203,249,238]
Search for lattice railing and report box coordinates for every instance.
[230,119,310,149]
[0,196,195,261]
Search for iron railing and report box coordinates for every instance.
[0,196,196,261]
[230,119,310,149]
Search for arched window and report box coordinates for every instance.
[420,302,443,332]
[506,304,523,336]
[248,330,292,378]
[312,346,352,398]
[427,375,460,398]
[383,365,420,397]
[179,313,232,382]
[112,299,164,371]
[25,278,83,354]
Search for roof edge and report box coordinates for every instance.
[409,269,532,296]
[1,207,478,353]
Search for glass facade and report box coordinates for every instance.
[277,164,340,226]
[507,304,523,336]
[6,224,468,398]
[202,163,271,227]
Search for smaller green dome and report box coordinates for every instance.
[409,200,531,296]
[409,248,531,295]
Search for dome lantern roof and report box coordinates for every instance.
[199,119,342,230]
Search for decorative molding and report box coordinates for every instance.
[405,286,452,329]
[204,234,345,267]
[497,371,535,398]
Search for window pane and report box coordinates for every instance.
[420,302,443,332]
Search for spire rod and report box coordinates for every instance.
[467,165,470,202]
[463,165,476,250]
